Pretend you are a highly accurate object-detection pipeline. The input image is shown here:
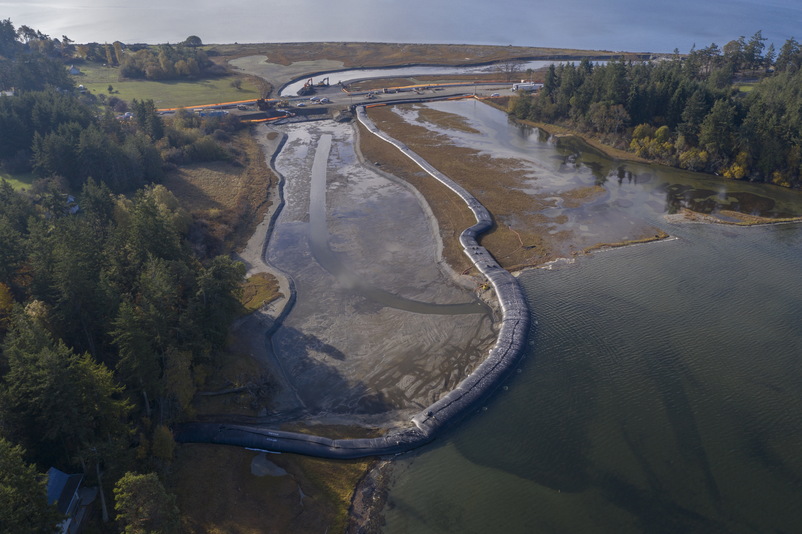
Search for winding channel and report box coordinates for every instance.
[175,106,530,459]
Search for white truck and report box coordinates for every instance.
[512,82,543,92]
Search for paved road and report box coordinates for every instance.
[158,78,515,119]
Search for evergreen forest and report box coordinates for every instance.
[1,19,246,533]
[509,31,802,188]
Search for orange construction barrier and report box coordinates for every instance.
[242,114,292,124]
[158,98,279,113]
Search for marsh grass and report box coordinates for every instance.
[214,42,635,67]
[239,272,282,314]
[361,104,668,272]
[173,443,369,534]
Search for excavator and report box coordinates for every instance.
[298,77,330,96]
[297,78,315,96]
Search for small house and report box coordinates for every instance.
[47,467,95,534]
[68,65,82,75]
[66,195,80,215]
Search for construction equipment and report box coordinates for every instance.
[256,99,274,111]
[316,77,330,87]
[297,78,315,96]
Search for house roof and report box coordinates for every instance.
[46,467,84,515]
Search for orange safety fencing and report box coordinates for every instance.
[242,115,291,124]
[157,98,279,113]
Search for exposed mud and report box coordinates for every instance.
[241,120,497,424]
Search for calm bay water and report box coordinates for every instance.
[379,103,802,533]
[382,225,802,533]
[3,0,802,53]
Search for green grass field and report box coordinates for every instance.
[0,171,35,191]
[74,63,260,109]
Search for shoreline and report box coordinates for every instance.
[479,102,653,167]
[219,66,802,531]
[506,114,802,201]
[346,459,394,534]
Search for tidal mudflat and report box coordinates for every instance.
[265,121,495,424]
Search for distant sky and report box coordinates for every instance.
[1,0,801,52]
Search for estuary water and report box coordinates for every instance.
[376,102,802,533]
[4,0,802,53]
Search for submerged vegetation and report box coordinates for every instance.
[509,31,802,188]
